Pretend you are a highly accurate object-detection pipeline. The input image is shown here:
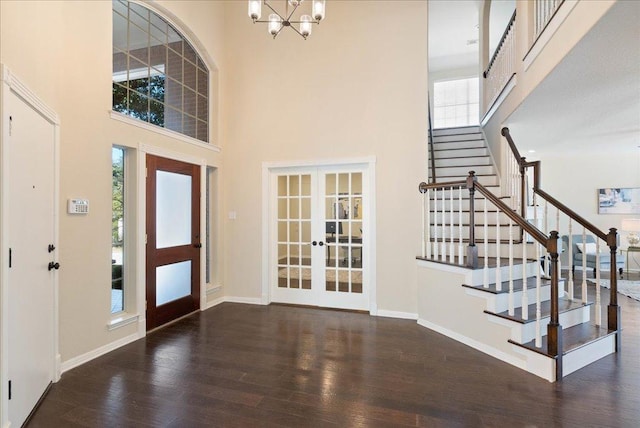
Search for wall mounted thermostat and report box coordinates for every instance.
[68,199,89,214]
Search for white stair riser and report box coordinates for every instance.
[435,156,492,167]
[432,126,480,136]
[437,174,499,186]
[434,147,488,158]
[515,305,590,344]
[430,225,518,241]
[468,262,538,286]
[563,335,616,377]
[438,165,494,176]
[430,211,517,225]
[426,242,540,259]
[432,133,483,143]
[432,140,486,150]
[425,198,514,212]
[488,284,552,314]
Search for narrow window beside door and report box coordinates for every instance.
[112,147,125,313]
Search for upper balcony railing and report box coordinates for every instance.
[534,0,565,41]
[483,10,517,112]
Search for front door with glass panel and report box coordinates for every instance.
[272,166,368,311]
[146,155,200,330]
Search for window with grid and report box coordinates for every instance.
[433,77,479,129]
[112,0,209,142]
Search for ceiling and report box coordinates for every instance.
[505,1,640,156]
[428,0,481,73]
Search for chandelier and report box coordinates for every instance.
[248,0,326,39]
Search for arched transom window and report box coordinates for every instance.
[112,0,209,142]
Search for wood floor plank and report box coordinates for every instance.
[25,274,640,427]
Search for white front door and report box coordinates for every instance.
[270,164,370,311]
[6,89,57,426]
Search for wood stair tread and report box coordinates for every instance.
[425,237,529,244]
[509,324,617,357]
[434,155,490,160]
[416,255,535,269]
[462,276,549,295]
[485,297,590,324]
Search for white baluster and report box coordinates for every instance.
[496,209,502,291]
[441,188,447,262]
[595,239,602,326]
[522,228,529,320]
[483,197,489,288]
[582,228,587,304]
[508,220,514,316]
[426,189,431,259]
[535,241,542,347]
[568,220,574,300]
[433,190,439,260]
[458,185,463,265]
[421,190,426,258]
[450,187,455,263]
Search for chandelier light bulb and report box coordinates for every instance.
[248,0,261,20]
[288,0,303,6]
[268,14,282,36]
[312,0,325,21]
[300,15,312,38]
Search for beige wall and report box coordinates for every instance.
[1,0,429,366]
[222,1,429,313]
[1,0,226,362]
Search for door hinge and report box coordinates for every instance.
[145,167,148,178]
[8,380,11,400]
[8,116,12,137]
[145,234,148,244]
[8,248,12,268]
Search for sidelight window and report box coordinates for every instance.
[112,147,126,314]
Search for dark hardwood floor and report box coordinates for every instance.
[27,272,640,427]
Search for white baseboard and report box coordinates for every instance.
[55,353,62,382]
[60,332,140,374]
[376,310,418,320]
[417,318,526,371]
[223,296,266,305]
[204,296,225,310]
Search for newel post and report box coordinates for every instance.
[466,171,478,268]
[547,231,563,380]
[607,227,621,349]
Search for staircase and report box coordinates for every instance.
[417,126,619,382]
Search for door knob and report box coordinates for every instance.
[312,241,318,246]
[318,241,324,246]
[48,244,56,253]
[48,262,60,271]
[194,243,202,248]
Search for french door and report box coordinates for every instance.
[270,165,369,311]
[146,155,200,330]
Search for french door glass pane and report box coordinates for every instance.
[325,172,363,294]
[156,260,191,305]
[156,170,191,248]
[277,174,312,290]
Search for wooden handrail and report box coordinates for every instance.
[535,189,607,242]
[428,93,436,184]
[483,10,517,78]
[501,127,524,167]
[475,182,548,245]
[419,180,466,193]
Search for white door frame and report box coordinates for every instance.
[261,157,377,314]
[0,64,61,426]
